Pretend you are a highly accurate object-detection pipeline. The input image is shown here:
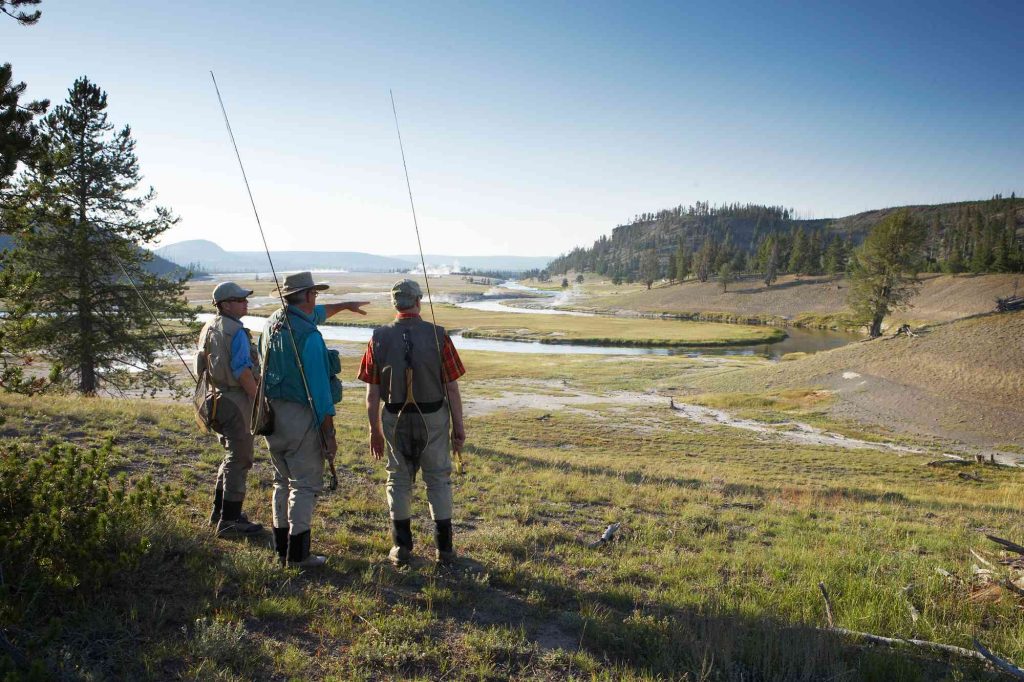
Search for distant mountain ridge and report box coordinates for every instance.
[156,240,554,273]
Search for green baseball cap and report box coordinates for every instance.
[390,278,422,309]
[212,281,253,304]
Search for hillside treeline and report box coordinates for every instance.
[547,196,1024,284]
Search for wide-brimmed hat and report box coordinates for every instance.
[212,281,253,304]
[275,271,330,297]
[390,278,422,309]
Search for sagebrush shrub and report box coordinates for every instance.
[0,440,178,623]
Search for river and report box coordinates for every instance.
[196,280,859,358]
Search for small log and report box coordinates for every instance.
[975,639,1024,679]
[588,522,621,548]
[987,535,1024,556]
[959,472,983,482]
[1004,580,1024,598]
[828,627,988,663]
[970,549,996,570]
[817,581,990,665]
[818,582,835,628]
[926,459,971,467]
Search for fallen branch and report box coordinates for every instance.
[925,459,971,467]
[959,472,983,482]
[826,627,988,663]
[987,535,1024,556]
[974,639,1024,680]
[970,549,996,570]
[818,582,834,628]
[817,582,989,665]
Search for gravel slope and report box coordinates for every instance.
[686,310,1024,454]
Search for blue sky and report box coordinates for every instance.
[5,0,1022,256]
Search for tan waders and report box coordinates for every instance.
[382,407,455,565]
[266,399,327,567]
[198,312,262,536]
[211,391,263,536]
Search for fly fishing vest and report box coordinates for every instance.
[261,307,341,405]
[196,314,257,391]
[372,318,447,410]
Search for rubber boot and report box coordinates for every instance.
[287,530,326,568]
[388,518,413,566]
[208,482,224,526]
[216,499,263,536]
[273,527,289,564]
[434,518,455,565]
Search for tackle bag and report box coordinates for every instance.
[193,364,222,434]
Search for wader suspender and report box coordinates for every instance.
[389,329,431,476]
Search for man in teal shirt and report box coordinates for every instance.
[260,271,368,567]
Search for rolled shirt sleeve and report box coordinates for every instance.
[229,327,254,379]
[301,331,335,425]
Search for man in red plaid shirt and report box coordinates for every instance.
[358,279,466,566]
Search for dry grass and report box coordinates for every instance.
[563,273,1024,329]
[3,339,1024,679]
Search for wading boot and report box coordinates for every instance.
[273,527,289,565]
[216,499,264,536]
[287,530,326,568]
[208,482,224,526]
[434,518,456,566]
[388,518,413,567]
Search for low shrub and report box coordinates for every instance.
[0,440,181,675]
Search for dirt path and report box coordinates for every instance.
[465,387,990,463]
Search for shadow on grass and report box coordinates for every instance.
[470,443,1024,517]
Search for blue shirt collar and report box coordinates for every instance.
[286,304,318,325]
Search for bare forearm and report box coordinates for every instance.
[365,384,382,433]
[323,301,370,319]
[446,381,464,430]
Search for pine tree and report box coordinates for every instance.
[674,242,688,281]
[823,236,843,279]
[0,0,41,25]
[640,249,659,290]
[848,211,927,337]
[0,77,195,395]
[763,237,779,288]
[788,227,807,277]
[695,237,713,283]
[718,262,733,293]
[0,63,48,192]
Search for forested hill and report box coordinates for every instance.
[0,233,192,278]
[547,196,1024,282]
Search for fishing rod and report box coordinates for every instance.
[389,90,464,475]
[111,252,198,386]
[210,71,337,491]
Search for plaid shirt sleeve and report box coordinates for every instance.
[357,340,378,384]
[441,335,465,383]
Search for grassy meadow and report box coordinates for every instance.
[3,345,1023,680]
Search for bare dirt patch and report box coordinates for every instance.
[688,311,1024,455]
